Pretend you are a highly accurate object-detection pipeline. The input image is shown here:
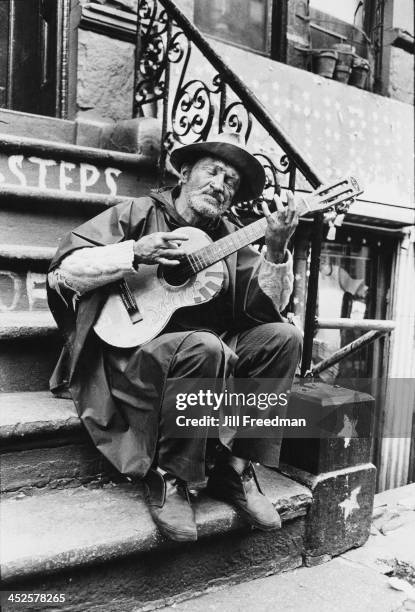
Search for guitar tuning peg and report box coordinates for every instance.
[334,213,345,227]
[327,221,337,241]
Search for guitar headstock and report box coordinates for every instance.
[299,176,363,218]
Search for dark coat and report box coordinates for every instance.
[47,189,283,478]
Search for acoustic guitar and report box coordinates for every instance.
[94,177,362,348]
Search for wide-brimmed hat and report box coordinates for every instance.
[169,132,266,202]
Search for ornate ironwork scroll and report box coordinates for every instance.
[134,0,170,110]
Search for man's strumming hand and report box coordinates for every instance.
[133,232,189,266]
[261,191,299,264]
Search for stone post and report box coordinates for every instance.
[279,380,377,565]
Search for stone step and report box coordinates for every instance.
[0,311,56,339]
[1,470,312,611]
[0,244,55,263]
[0,108,77,144]
[0,392,78,441]
[0,392,117,493]
[0,312,59,392]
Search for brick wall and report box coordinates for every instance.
[77,29,135,120]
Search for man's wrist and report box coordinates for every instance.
[133,242,142,269]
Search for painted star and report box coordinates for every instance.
[339,486,361,520]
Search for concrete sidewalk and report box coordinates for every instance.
[161,484,415,612]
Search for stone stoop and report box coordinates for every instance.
[0,389,378,609]
[0,109,379,610]
[0,390,315,611]
[0,469,312,612]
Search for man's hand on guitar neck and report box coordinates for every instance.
[133,232,189,266]
[261,191,299,264]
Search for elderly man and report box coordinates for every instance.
[47,133,302,542]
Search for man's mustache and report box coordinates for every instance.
[197,185,225,204]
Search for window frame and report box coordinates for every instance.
[0,0,79,119]
[193,0,289,61]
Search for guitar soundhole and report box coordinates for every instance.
[160,264,191,287]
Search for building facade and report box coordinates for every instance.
[1,0,414,490]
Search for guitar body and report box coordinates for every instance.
[93,226,226,348]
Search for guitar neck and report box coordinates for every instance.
[187,196,311,273]
[186,176,361,274]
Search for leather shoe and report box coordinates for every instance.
[143,468,197,542]
[206,460,282,531]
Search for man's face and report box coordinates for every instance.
[181,156,241,220]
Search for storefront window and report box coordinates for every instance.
[292,229,392,383]
[194,0,272,55]
[314,242,373,380]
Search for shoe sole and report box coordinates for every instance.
[158,524,198,542]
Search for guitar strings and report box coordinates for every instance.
[163,257,197,285]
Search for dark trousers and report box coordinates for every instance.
[157,323,302,482]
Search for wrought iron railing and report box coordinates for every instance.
[132,0,332,375]
[133,0,324,192]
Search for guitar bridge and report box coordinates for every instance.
[118,279,143,324]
